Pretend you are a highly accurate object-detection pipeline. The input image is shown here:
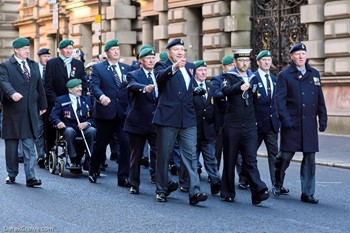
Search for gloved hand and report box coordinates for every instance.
[282,119,294,129]
[319,124,327,132]
[193,86,206,96]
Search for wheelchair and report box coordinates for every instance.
[48,128,89,177]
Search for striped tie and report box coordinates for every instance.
[22,61,30,81]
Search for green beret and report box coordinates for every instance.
[194,60,207,68]
[139,47,156,58]
[233,49,252,58]
[289,42,307,53]
[159,51,168,61]
[12,37,30,49]
[59,39,74,49]
[66,79,82,88]
[104,39,119,52]
[137,44,155,59]
[166,38,184,49]
[221,55,234,65]
[256,50,271,60]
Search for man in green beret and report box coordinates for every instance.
[44,38,86,160]
[210,55,234,168]
[124,46,159,194]
[0,37,47,186]
[253,50,283,190]
[179,60,222,195]
[159,51,168,61]
[49,79,96,172]
[88,38,132,186]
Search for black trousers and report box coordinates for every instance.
[89,116,130,181]
[128,127,157,188]
[221,126,267,199]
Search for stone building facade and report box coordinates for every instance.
[0,0,20,61]
[1,0,349,135]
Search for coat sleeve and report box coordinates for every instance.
[0,62,17,99]
[275,72,291,122]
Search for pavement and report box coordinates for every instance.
[257,133,350,169]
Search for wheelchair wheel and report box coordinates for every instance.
[48,151,57,174]
[58,160,65,177]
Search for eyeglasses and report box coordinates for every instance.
[236,59,251,63]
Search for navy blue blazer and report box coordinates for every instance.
[44,57,85,106]
[210,72,227,129]
[254,71,280,134]
[91,60,131,120]
[193,81,217,141]
[49,94,94,131]
[124,68,157,135]
[153,59,196,128]
[275,61,327,152]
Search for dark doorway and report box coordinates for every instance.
[251,0,308,74]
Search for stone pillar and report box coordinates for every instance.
[300,0,326,73]
[0,0,19,62]
[106,0,136,57]
[153,0,168,53]
[142,19,153,49]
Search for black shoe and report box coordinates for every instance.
[280,187,290,194]
[150,175,156,184]
[37,158,45,168]
[118,178,131,188]
[26,178,42,187]
[252,190,269,205]
[165,181,178,196]
[169,164,178,175]
[221,196,234,202]
[211,182,221,195]
[82,160,89,171]
[180,186,189,193]
[238,182,250,190]
[88,170,97,183]
[110,153,118,161]
[301,194,319,204]
[5,176,15,184]
[18,157,24,163]
[189,192,208,205]
[156,193,167,202]
[130,186,139,194]
[140,156,150,168]
[197,167,202,178]
[272,186,281,197]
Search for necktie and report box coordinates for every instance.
[265,74,272,100]
[22,61,30,81]
[200,83,206,99]
[42,66,46,80]
[148,72,156,98]
[111,65,122,87]
[76,97,82,118]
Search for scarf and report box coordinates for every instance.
[59,53,73,66]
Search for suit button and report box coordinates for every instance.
[302,104,305,107]
[204,109,206,112]
[203,117,205,119]
[270,115,272,117]
[178,92,181,94]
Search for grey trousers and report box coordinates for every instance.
[6,139,37,180]
[275,151,316,195]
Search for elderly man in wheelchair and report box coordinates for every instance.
[49,79,96,174]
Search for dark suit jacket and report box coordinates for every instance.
[0,55,47,139]
[91,60,132,120]
[153,59,196,128]
[124,68,157,135]
[44,57,85,106]
[222,68,258,128]
[193,81,217,141]
[254,70,280,134]
[275,61,327,152]
[211,72,227,129]
[49,94,94,131]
